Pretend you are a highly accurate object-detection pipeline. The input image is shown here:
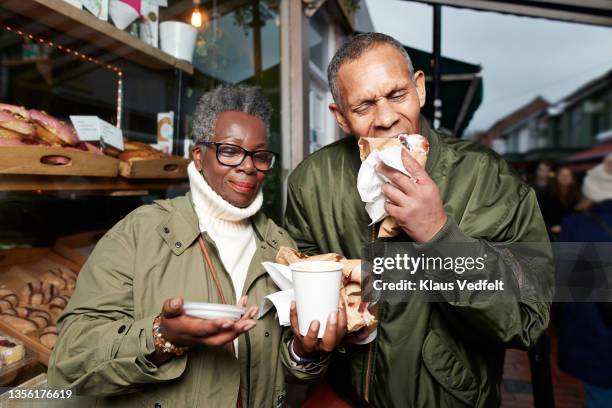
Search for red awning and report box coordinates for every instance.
[561,144,612,164]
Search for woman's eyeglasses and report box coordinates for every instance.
[199,141,278,172]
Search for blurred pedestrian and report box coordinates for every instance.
[547,166,582,238]
[557,154,612,408]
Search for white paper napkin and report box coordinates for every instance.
[357,146,411,225]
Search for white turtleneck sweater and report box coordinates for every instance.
[188,161,262,310]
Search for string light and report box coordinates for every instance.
[0,23,123,128]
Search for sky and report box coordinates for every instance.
[365,0,612,134]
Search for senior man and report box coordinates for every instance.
[284,33,552,407]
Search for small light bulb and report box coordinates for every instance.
[191,9,203,28]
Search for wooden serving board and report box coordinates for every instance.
[53,230,106,268]
[119,156,189,179]
[0,249,80,366]
[0,146,119,177]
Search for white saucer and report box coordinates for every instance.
[183,302,245,321]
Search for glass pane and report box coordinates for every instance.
[308,12,328,73]
[165,0,283,222]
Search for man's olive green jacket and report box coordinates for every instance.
[48,193,327,408]
[285,120,552,407]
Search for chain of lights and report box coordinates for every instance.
[1,23,123,128]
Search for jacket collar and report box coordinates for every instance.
[157,192,273,256]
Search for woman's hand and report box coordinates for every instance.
[289,301,347,358]
[149,296,258,365]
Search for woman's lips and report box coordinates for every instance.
[229,180,255,193]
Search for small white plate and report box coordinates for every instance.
[183,302,245,321]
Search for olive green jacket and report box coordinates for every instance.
[285,120,552,407]
[48,193,327,408]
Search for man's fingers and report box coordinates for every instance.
[400,149,428,181]
[381,182,409,206]
[377,162,417,194]
[384,201,402,220]
[161,297,183,318]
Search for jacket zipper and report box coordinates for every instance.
[363,225,377,402]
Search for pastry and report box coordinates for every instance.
[28,310,51,329]
[43,268,77,291]
[0,336,25,366]
[29,109,79,146]
[20,281,60,306]
[0,289,19,308]
[39,326,57,349]
[0,299,13,313]
[0,110,34,140]
[118,149,162,162]
[103,145,120,157]
[49,295,70,321]
[0,103,30,122]
[0,314,37,334]
[15,307,29,318]
[1,309,16,316]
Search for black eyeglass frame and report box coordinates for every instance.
[198,141,278,172]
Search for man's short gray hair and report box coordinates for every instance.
[191,85,272,144]
[327,32,414,106]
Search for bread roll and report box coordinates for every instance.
[20,281,60,306]
[40,326,57,349]
[0,314,37,334]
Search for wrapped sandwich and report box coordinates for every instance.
[357,133,429,238]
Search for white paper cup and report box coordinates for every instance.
[291,261,343,337]
[159,21,198,63]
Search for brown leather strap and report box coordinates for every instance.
[198,236,228,305]
[198,235,243,408]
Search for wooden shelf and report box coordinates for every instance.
[2,0,194,75]
[0,174,189,195]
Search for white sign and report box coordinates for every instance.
[70,116,100,141]
[70,116,124,150]
[99,118,124,150]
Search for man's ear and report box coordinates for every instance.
[329,103,351,134]
[192,145,203,171]
[413,70,427,108]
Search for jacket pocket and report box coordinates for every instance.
[421,330,479,407]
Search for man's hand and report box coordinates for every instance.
[289,301,347,358]
[377,148,447,243]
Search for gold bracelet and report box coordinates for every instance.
[152,315,188,356]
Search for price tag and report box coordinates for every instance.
[70,116,100,141]
[70,116,124,150]
[98,118,124,150]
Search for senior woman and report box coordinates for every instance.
[48,85,344,407]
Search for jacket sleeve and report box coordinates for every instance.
[47,223,187,396]
[284,178,321,256]
[279,328,331,381]
[417,185,553,349]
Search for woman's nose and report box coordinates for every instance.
[238,154,257,173]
